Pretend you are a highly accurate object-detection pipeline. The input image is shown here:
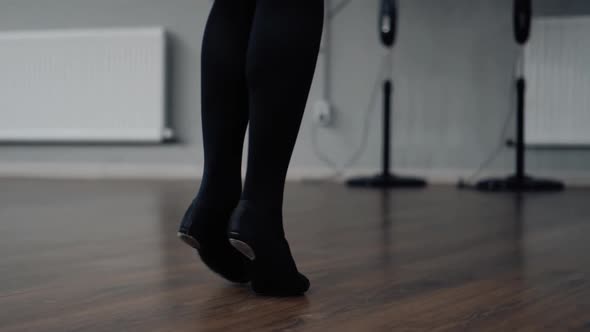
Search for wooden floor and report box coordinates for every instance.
[1,179,589,331]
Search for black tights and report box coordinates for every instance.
[179,0,324,296]
[199,0,324,208]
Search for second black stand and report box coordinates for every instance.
[475,78,564,192]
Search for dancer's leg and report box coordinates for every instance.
[178,0,256,283]
[229,0,325,295]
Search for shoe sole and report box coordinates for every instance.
[228,233,256,261]
[177,232,201,250]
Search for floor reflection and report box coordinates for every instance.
[379,190,396,273]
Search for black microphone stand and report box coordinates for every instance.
[475,47,564,192]
[347,0,427,188]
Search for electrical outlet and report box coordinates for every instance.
[313,100,333,127]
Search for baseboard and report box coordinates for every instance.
[0,162,203,180]
[0,162,589,186]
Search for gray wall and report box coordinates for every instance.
[325,0,518,175]
[0,0,208,168]
[537,0,590,16]
[0,0,589,180]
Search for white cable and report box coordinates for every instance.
[311,53,390,179]
[464,81,517,183]
[463,52,523,184]
[329,0,354,19]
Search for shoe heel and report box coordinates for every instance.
[228,233,256,261]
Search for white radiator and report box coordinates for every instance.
[525,17,590,146]
[0,27,170,143]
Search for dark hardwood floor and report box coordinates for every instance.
[0,178,589,331]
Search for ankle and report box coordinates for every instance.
[229,200,285,239]
[195,189,241,210]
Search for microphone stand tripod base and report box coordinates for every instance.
[475,175,564,192]
[347,173,427,188]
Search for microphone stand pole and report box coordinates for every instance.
[475,46,564,192]
[347,46,427,188]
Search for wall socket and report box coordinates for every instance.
[312,100,333,127]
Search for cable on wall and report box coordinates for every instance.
[311,53,390,179]
[459,78,517,187]
[329,0,354,19]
